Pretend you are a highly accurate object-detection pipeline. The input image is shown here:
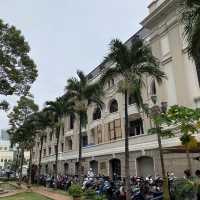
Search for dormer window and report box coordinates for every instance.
[110,99,118,113]
[93,107,101,120]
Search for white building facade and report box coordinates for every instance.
[32,0,200,178]
[0,131,14,169]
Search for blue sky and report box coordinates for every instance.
[0,0,149,129]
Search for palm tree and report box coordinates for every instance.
[101,37,166,200]
[32,111,54,184]
[45,96,72,179]
[181,0,200,79]
[66,70,103,179]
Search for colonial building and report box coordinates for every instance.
[32,0,200,178]
[0,130,14,169]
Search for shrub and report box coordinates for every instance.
[82,189,106,200]
[68,184,83,197]
[174,179,196,200]
[94,196,107,200]
[83,189,96,200]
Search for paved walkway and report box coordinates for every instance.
[0,189,25,198]
[32,187,72,200]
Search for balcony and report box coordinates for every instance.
[41,130,199,163]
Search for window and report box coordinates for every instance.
[93,107,101,120]
[150,80,157,95]
[65,137,73,151]
[43,149,46,157]
[129,118,144,137]
[62,126,64,136]
[107,78,115,89]
[129,94,136,105]
[4,147,7,150]
[82,134,88,147]
[49,147,51,155]
[68,139,72,150]
[53,164,56,174]
[1,159,3,162]
[111,78,114,86]
[54,145,57,154]
[108,119,122,140]
[64,163,69,175]
[44,135,47,143]
[91,125,102,144]
[110,99,118,113]
[45,165,48,174]
[0,147,2,150]
[69,114,75,130]
[61,143,64,152]
[50,131,53,141]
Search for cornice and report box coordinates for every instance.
[141,0,178,29]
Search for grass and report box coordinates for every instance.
[1,192,52,200]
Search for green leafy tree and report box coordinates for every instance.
[100,37,165,199]
[44,96,73,179]
[0,19,37,109]
[66,70,103,179]
[8,96,38,185]
[9,115,37,187]
[181,0,200,79]
[19,116,38,188]
[165,105,200,175]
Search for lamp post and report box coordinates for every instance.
[150,95,170,200]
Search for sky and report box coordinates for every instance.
[0,0,149,129]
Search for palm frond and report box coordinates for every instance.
[100,67,120,85]
[104,39,131,72]
[137,63,167,84]
[181,0,200,63]
[77,70,87,87]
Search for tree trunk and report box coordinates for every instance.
[37,136,43,185]
[156,125,170,200]
[19,147,24,186]
[78,115,82,182]
[15,148,20,172]
[28,148,33,188]
[55,126,60,180]
[124,90,131,200]
[186,147,192,175]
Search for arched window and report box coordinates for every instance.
[110,99,118,113]
[93,107,101,120]
[111,78,114,86]
[107,78,115,89]
[150,80,157,95]
[129,94,136,105]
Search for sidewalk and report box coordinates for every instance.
[32,187,72,200]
